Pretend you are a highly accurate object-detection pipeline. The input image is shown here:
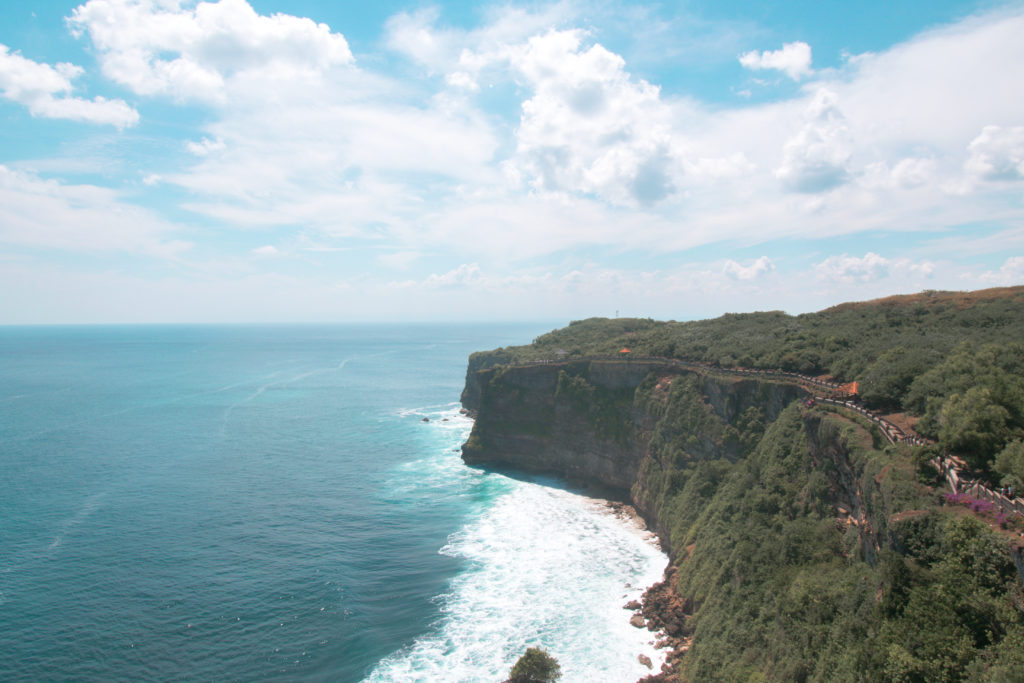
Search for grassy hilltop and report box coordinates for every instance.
[474,286,1024,484]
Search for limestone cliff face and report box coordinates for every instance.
[459,357,896,563]
[460,350,513,413]
[462,360,638,493]
[460,359,808,545]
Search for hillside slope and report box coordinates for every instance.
[460,287,1024,681]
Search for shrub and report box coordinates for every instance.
[508,647,561,683]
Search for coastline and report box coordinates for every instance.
[603,501,690,682]
[371,415,672,682]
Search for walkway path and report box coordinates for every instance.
[511,354,1024,518]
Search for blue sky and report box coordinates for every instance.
[1,0,1023,323]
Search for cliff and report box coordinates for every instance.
[461,358,862,553]
[460,354,1024,681]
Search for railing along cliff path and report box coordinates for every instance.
[502,354,1024,519]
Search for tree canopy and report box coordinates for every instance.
[508,647,561,683]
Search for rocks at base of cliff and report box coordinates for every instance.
[629,613,646,628]
[632,566,692,683]
[623,599,642,611]
[638,654,653,669]
[641,566,691,638]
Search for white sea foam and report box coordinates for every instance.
[367,410,668,683]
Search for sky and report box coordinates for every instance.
[1,0,1023,324]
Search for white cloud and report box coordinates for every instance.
[187,137,226,156]
[891,158,933,189]
[813,252,936,283]
[775,88,852,193]
[964,125,1024,182]
[506,29,684,206]
[68,0,353,103]
[424,262,482,288]
[739,41,813,80]
[384,3,574,78]
[815,252,891,282]
[41,3,1024,275]
[0,165,187,256]
[0,43,138,127]
[979,255,1024,285]
[384,8,457,74]
[250,245,280,257]
[861,157,936,190]
[445,71,479,91]
[723,256,774,280]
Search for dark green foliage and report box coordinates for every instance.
[937,387,1012,469]
[466,287,1024,681]
[859,346,939,411]
[875,516,1022,682]
[905,343,1024,470]
[995,440,1024,488]
[651,406,1024,682]
[494,290,1024,385]
[508,647,561,682]
[476,288,1024,472]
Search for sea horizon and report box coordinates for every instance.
[0,322,667,682]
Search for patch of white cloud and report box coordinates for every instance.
[979,255,1024,285]
[445,70,479,91]
[739,41,813,80]
[61,3,502,236]
[68,0,353,103]
[187,137,226,156]
[861,157,936,190]
[250,245,280,257]
[775,88,852,193]
[0,43,138,127]
[0,164,187,256]
[505,29,684,206]
[384,3,574,79]
[723,256,774,280]
[815,252,890,282]
[814,252,935,283]
[384,8,458,74]
[423,262,482,288]
[964,125,1024,182]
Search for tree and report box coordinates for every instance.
[859,346,938,411]
[937,387,1011,469]
[995,440,1024,488]
[508,647,561,683]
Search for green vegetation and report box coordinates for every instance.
[908,343,1024,473]
[508,647,561,682]
[643,402,1024,681]
[471,287,1024,477]
[465,286,1024,682]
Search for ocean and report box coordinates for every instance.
[0,324,667,682]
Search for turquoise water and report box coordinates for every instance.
[0,325,667,682]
